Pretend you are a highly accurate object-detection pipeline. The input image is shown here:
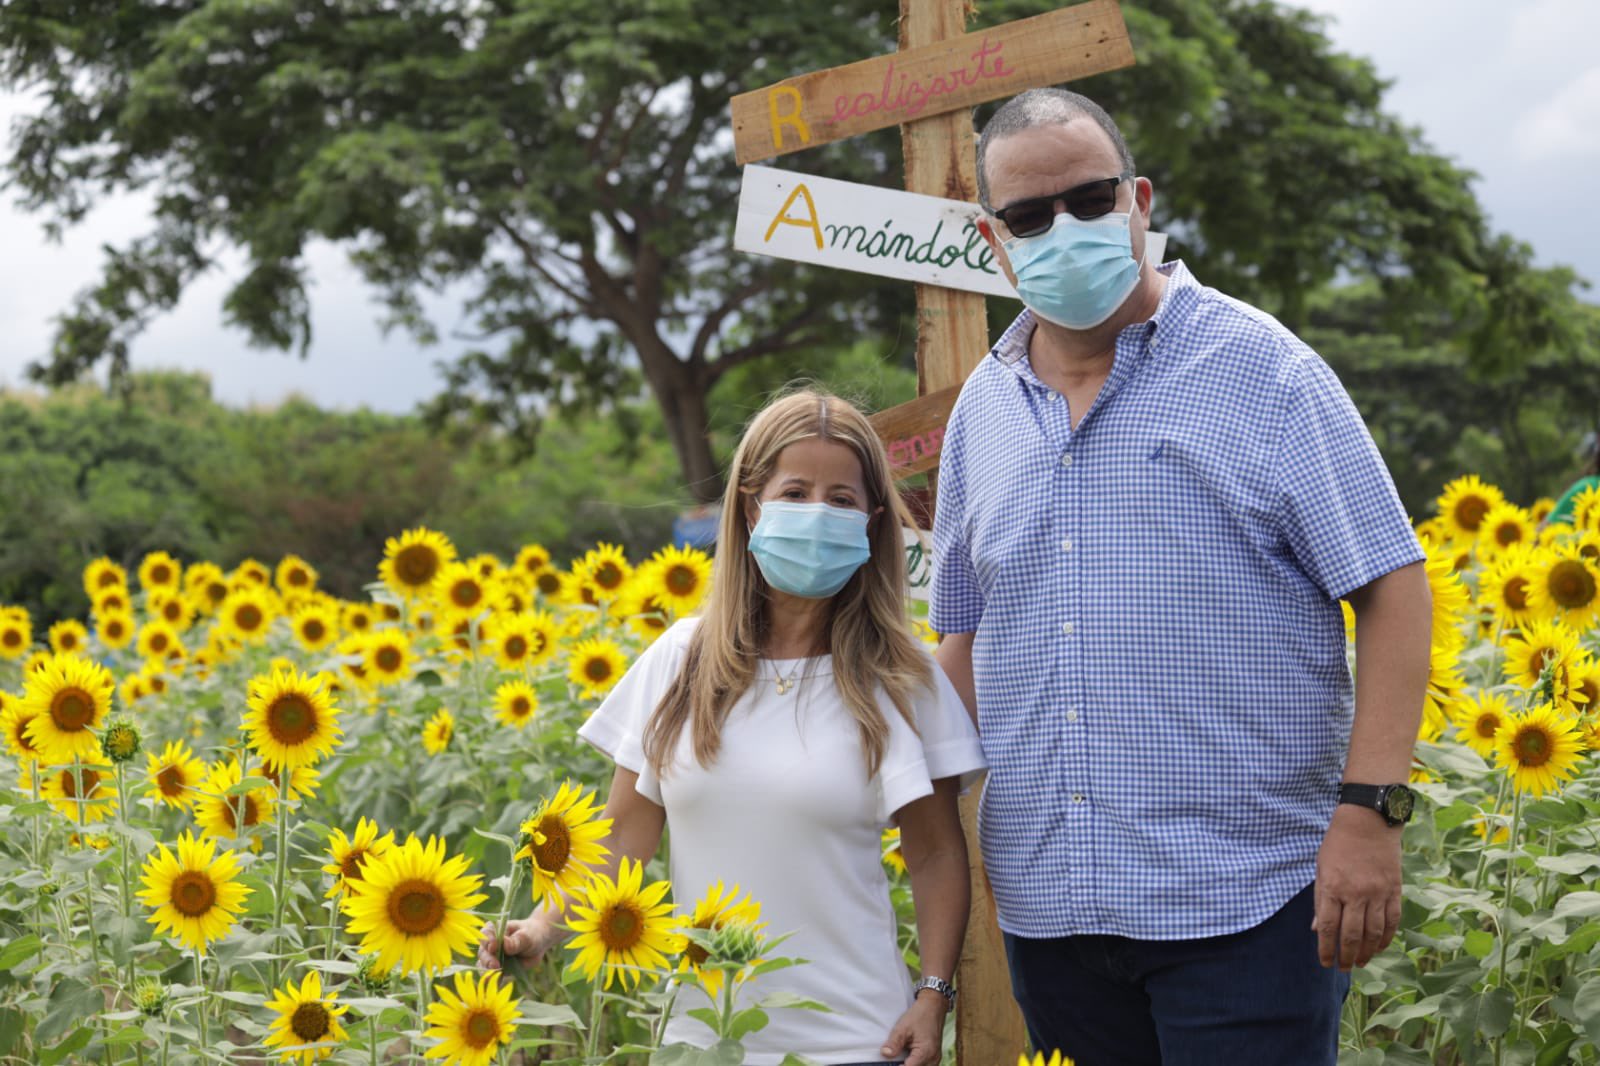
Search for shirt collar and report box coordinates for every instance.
[988,260,1203,388]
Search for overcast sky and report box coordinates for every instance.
[1,0,1595,413]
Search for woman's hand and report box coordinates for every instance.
[879,992,947,1066]
[477,910,562,971]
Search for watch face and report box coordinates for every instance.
[1383,786,1415,823]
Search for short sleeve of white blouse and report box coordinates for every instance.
[576,618,985,1065]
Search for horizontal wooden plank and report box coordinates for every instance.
[730,0,1135,165]
[871,385,960,479]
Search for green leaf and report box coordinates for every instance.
[1554,892,1600,920]
[0,933,43,972]
[415,670,444,688]
[1479,986,1515,1038]
[1462,929,1495,959]
[104,1025,149,1047]
[471,827,517,849]
[226,776,276,796]
[37,1026,94,1066]
[34,977,101,1044]
[728,1007,768,1040]
[515,1000,581,1027]
[0,1008,23,1056]
[1572,978,1600,1043]
[755,991,833,1013]
[1533,852,1600,875]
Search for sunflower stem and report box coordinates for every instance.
[368,1014,380,1066]
[269,771,292,989]
[584,980,605,1061]
[194,948,209,1050]
[1472,776,1511,894]
[414,970,430,1065]
[492,857,527,970]
[1496,787,1525,992]
[29,768,45,943]
[114,762,138,1002]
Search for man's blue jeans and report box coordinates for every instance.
[1002,883,1350,1066]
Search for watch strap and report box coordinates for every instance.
[913,975,956,1011]
[1338,783,1386,811]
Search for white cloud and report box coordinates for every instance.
[1517,66,1600,163]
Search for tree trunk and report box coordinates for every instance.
[634,333,723,505]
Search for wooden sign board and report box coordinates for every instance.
[871,384,960,479]
[730,0,1134,165]
[734,165,1016,298]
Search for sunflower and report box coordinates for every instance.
[149,593,194,632]
[38,754,119,825]
[515,780,613,906]
[532,565,563,600]
[219,587,278,644]
[1502,620,1585,694]
[615,582,670,644]
[263,969,348,1064]
[1574,484,1600,533]
[565,856,682,990]
[245,667,343,773]
[881,827,907,876]
[1449,691,1513,759]
[422,707,455,755]
[567,638,628,699]
[1476,502,1533,559]
[21,654,115,765]
[1480,547,1543,629]
[676,881,762,1000]
[138,831,250,952]
[194,759,276,841]
[47,620,89,657]
[521,610,561,667]
[515,544,551,578]
[322,817,398,900]
[83,557,128,599]
[145,741,205,809]
[1421,539,1471,652]
[423,969,521,1066]
[289,604,339,653]
[341,602,377,634]
[341,835,487,974]
[274,555,319,597]
[1436,475,1505,540]
[493,680,539,730]
[1525,545,1600,628]
[138,550,183,593]
[434,563,489,616]
[0,611,32,659]
[1421,643,1464,741]
[261,762,322,802]
[93,589,131,616]
[184,561,231,615]
[95,611,135,651]
[136,620,184,663]
[642,545,713,616]
[489,575,531,615]
[486,613,536,671]
[380,528,458,600]
[234,558,274,588]
[334,634,375,691]
[362,631,415,685]
[1,695,44,763]
[1019,1053,1075,1066]
[578,543,633,604]
[1495,705,1585,796]
[435,612,490,660]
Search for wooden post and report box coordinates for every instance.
[897,2,1030,1062]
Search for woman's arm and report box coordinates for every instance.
[478,765,666,968]
[880,777,970,1066]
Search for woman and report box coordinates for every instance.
[479,390,984,1065]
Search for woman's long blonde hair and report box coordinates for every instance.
[642,388,932,778]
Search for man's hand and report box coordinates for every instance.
[1313,804,1403,970]
[880,992,947,1066]
[477,911,562,971]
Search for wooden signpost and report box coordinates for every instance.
[729,2,1138,1059]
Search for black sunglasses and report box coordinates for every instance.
[988,176,1131,239]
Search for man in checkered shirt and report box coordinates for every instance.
[930,88,1431,1065]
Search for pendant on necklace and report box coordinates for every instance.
[775,675,794,695]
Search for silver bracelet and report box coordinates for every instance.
[913,974,957,1011]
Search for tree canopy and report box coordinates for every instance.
[2,0,1592,500]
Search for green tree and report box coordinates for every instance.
[2,0,1587,502]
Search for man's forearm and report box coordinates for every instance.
[1343,561,1432,783]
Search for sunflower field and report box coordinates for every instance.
[0,476,1598,1065]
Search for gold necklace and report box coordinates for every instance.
[773,661,802,695]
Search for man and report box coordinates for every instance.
[929,88,1431,1064]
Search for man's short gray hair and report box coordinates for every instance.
[976,88,1136,208]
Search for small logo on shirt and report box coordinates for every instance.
[1147,441,1165,461]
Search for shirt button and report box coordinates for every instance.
[1071,793,1086,804]
[1060,537,1073,553]
[1060,453,1074,469]
[1066,708,1080,723]
[1062,621,1075,637]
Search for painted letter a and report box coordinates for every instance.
[768,86,811,151]
[763,184,825,250]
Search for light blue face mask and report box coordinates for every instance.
[748,500,871,599]
[1003,195,1146,330]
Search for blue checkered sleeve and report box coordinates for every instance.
[1274,352,1424,600]
[928,401,983,635]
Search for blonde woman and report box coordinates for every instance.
[480,390,984,1065]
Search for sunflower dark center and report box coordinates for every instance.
[171,871,216,916]
[59,767,101,799]
[222,794,261,831]
[666,565,699,596]
[450,582,482,609]
[290,1001,331,1042]
[236,605,264,631]
[161,602,181,622]
[95,572,119,589]
[536,573,561,595]
[388,880,446,935]
[594,563,624,590]
[206,582,228,604]
[1548,562,1597,609]
[375,647,402,672]
[685,917,714,966]
[303,619,327,642]
[504,635,528,659]
[0,629,19,648]
[395,545,440,587]
[530,631,549,654]
[1513,727,1551,767]
[510,696,531,718]
[157,766,185,797]
[267,694,317,745]
[106,620,127,638]
[340,847,370,880]
[150,564,173,584]
[51,689,95,731]
[601,902,642,950]
[463,1009,499,1048]
[287,569,310,588]
[1455,496,1490,531]
[531,814,571,873]
[1505,577,1529,611]
[59,633,80,650]
[584,658,612,683]
[1475,714,1500,739]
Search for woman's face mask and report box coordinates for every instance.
[747,500,871,599]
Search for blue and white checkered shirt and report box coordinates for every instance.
[929,261,1424,941]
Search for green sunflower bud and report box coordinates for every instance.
[356,955,393,994]
[135,979,168,1017]
[102,718,142,763]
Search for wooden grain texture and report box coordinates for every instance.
[869,385,959,478]
[897,2,1030,1061]
[731,0,1134,165]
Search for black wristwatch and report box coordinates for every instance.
[1338,783,1416,827]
